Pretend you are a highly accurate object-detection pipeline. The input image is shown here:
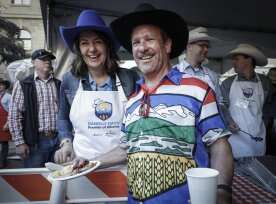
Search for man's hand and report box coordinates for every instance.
[54,140,75,164]
[228,120,239,133]
[16,144,30,158]
[210,138,233,204]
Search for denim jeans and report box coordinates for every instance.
[24,137,59,168]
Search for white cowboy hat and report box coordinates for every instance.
[188,27,216,44]
[227,44,268,66]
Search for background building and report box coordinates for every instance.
[0,0,45,164]
[0,0,45,78]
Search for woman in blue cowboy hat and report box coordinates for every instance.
[54,10,139,164]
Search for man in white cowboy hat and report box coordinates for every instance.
[178,27,224,108]
[221,44,273,159]
[94,3,233,204]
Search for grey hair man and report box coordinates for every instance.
[8,49,60,168]
[75,4,233,204]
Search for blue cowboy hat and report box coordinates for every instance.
[60,10,120,53]
[111,3,188,59]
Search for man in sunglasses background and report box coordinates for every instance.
[177,27,224,110]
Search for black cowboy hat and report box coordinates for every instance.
[110,3,188,59]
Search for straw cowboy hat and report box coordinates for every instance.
[188,27,216,44]
[227,44,268,66]
[110,3,188,59]
[59,10,120,53]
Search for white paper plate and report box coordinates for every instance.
[48,160,101,181]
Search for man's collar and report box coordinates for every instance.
[167,67,183,85]
[237,72,258,82]
[181,60,203,70]
[34,71,54,81]
[181,60,191,70]
[136,66,182,88]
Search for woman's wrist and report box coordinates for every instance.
[60,138,72,147]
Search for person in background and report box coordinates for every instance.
[54,10,139,164]
[177,27,223,106]
[8,49,60,168]
[221,44,272,159]
[0,79,11,168]
[74,4,233,204]
[264,67,276,155]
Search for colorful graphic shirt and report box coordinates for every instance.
[120,67,229,203]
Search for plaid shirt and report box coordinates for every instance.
[8,74,58,146]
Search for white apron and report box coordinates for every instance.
[228,75,266,158]
[70,75,127,160]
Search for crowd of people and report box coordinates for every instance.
[0,3,276,204]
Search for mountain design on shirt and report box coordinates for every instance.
[125,103,196,127]
[125,103,195,156]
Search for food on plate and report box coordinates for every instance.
[51,161,97,178]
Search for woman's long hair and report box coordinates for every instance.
[71,30,119,77]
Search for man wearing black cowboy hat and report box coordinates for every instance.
[8,49,61,168]
[85,3,232,204]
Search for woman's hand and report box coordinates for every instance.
[54,139,75,164]
[228,120,239,134]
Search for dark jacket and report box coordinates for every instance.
[20,75,61,145]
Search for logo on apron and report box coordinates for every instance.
[94,100,112,121]
[242,88,253,98]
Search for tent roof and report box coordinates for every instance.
[41,0,276,58]
[40,0,276,68]
[41,0,276,33]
